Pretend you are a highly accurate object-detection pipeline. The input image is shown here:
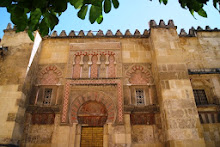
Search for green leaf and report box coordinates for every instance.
[190,9,194,16]
[10,6,28,31]
[162,0,168,5]
[0,0,12,7]
[51,0,68,12]
[28,29,35,41]
[189,9,196,19]
[112,0,119,8]
[104,0,111,13]
[44,12,59,30]
[213,0,219,9]
[39,18,49,37]
[198,8,207,17]
[91,0,103,7]
[89,5,102,24]
[70,0,84,9]
[30,8,41,29]
[77,5,88,19]
[32,0,48,9]
[83,0,92,4]
[96,15,103,24]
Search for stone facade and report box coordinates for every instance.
[0,20,220,147]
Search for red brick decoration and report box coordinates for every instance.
[72,55,81,78]
[70,91,116,124]
[61,79,123,124]
[108,55,116,78]
[74,51,115,56]
[126,65,153,85]
[39,65,62,85]
[90,55,98,78]
[130,113,155,125]
[75,101,108,126]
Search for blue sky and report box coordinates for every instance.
[0,0,220,38]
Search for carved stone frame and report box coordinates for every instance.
[61,79,123,124]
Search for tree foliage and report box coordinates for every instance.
[0,0,219,40]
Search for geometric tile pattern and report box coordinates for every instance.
[61,79,123,124]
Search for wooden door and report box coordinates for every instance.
[81,127,103,147]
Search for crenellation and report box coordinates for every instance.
[124,29,132,36]
[188,27,196,37]
[149,19,176,29]
[51,31,58,37]
[197,26,203,31]
[159,19,166,27]
[59,30,67,37]
[96,29,104,36]
[106,30,113,36]
[149,19,157,27]
[78,30,85,36]
[87,30,94,37]
[168,20,175,28]
[115,30,123,37]
[143,29,150,36]
[6,23,12,30]
[205,26,211,30]
[68,30,75,37]
[134,29,141,37]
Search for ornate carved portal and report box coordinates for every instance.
[62,79,122,124]
[78,101,107,126]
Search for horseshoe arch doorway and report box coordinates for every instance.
[78,101,107,147]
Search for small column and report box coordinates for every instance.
[80,54,84,65]
[34,86,39,105]
[148,86,153,105]
[105,54,109,78]
[105,54,109,65]
[72,54,76,65]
